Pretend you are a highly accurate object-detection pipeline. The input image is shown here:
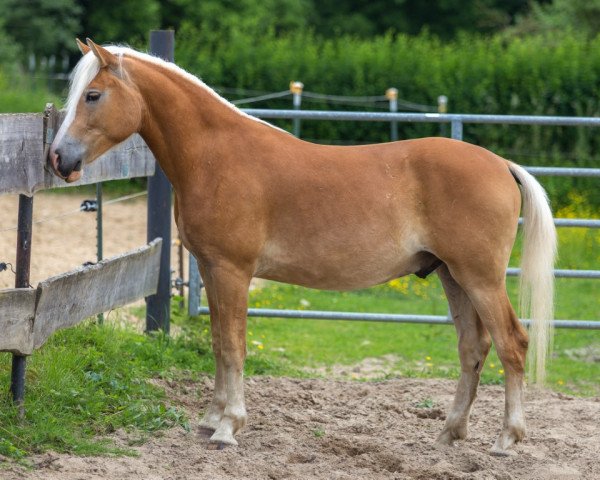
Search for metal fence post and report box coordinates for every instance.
[438,95,448,137]
[188,254,202,317]
[386,88,399,141]
[290,81,303,137]
[96,182,103,324]
[451,118,463,141]
[11,194,33,416]
[146,30,174,333]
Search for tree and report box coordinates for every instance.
[0,0,81,58]
[310,0,531,38]
[517,0,600,37]
[78,0,161,47]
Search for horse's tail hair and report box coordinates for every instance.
[508,161,557,386]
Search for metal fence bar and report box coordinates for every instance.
[182,107,600,327]
[242,109,600,127]
[506,268,600,279]
[518,218,600,228]
[197,307,600,330]
[524,166,600,177]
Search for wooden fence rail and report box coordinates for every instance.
[0,239,162,355]
[0,104,155,196]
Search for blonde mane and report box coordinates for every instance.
[65,45,280,132]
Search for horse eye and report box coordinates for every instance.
[85,91,102,103]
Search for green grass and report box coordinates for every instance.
[0,77,62,114]
[241,214,599,395]
[244,277,599,395]
[0,201,597,462]
[0,313,290,463]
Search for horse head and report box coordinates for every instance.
[49,38,144,182]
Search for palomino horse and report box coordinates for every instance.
[50,39,557,455]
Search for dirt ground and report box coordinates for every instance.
[0,191,169,290]
[2,376,599,480]
[2,194,599,479]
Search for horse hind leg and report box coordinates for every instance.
[436,264,492,446]
[455,274,529,455]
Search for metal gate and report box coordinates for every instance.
[187,109,600,330]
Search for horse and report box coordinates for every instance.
[49,38,557,455]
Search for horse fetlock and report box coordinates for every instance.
[490,424,526,456]
[209,412,246,446]
[199,410,223,431]
[223,406,247,433]
[436,422,468,446]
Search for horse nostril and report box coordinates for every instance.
[73,160,82,171]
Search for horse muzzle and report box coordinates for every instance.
[49,136,85,183]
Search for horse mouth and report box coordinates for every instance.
[65,170,82,183]
[49,151,82,183]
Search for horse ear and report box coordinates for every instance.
[86,38,118,69]
[76,38,90,55]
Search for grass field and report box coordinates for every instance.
[0,197,598,462]
[0,73,597,464]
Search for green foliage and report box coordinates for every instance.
[0,79,61,113]
[309,0,529,38]
[0,0,82,57]
[79,0,161,47]
[515,0,600,37]
[176,30,600,207]
[0,321,198,458]
[414,398,435,409]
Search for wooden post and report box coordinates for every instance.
[146,30,174,333]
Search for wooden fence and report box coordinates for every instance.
[0,102,162,408]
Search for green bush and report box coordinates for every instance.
[177,30,600,208]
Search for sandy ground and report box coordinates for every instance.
[0,191,183,290]
[2,375,599,480]
[2,194,600,479]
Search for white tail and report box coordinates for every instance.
[508,162,557,386]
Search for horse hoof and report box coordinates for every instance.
[206,442,227,451]
[435,431,455,447]
[210,430,238,446]
[490,445,518,457]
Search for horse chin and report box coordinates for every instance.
[65,170,82,183]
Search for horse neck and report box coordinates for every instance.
[129,57,263,190]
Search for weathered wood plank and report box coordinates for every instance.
[0,111,155,196]
[0,114,45,196]
[0,288,36,355]
[33,239,162,350]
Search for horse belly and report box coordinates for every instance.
[256,230,424,290]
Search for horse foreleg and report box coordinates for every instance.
[204,263,251,446]
[198,265,227,431]
[436,264,492,446]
